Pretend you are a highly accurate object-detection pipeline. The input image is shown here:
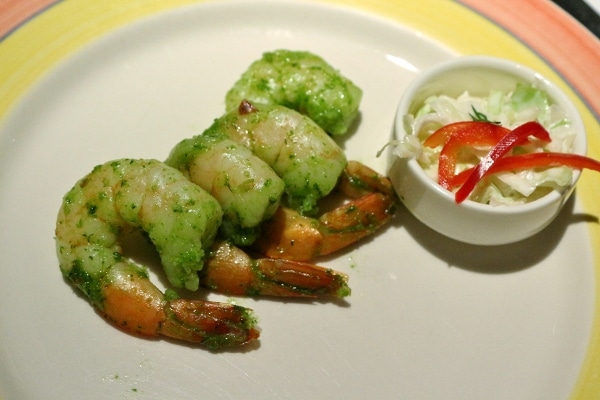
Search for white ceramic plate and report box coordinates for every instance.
[0,1,596,399]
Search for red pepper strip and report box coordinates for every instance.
[454,121,551,203]
[490,152,600,175]
[423,121,509,148]
[435,122,510,189]
[450,152,600,189]
[449,167,475,189]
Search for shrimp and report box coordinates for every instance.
[165,133,285,247]
[164,135,350,297]
[55,159,259,348]
[204,100,347,215]
[225,49,363,136]
[252,161,397,262]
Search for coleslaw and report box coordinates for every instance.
[389,83,577,205]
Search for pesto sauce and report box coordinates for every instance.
[67,260,105,307]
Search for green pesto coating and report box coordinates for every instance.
[166,134,285,246]
[225,49,362,136]
[204,102,347,215]
[55,159,223,296]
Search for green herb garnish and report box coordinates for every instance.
[469,106,500,124]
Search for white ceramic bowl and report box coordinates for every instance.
[388,56,586,245]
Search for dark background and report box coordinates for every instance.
[552,0,600,37]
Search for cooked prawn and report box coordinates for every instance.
[165,133,285,246]
[252,161,397,262]
[225,49,362,136]
[55,159,259,348]
[204,100,347,215]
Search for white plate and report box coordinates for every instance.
[0,1,594,399]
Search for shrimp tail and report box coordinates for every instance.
[200,241,350,298]
[336,160,396,198]
[96,262,259,348]
[317,192,396,257]
[161,299,260,348]
[252,193,395,262]
[251,161,397,262]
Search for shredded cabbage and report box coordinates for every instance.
[390,83,576,205]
